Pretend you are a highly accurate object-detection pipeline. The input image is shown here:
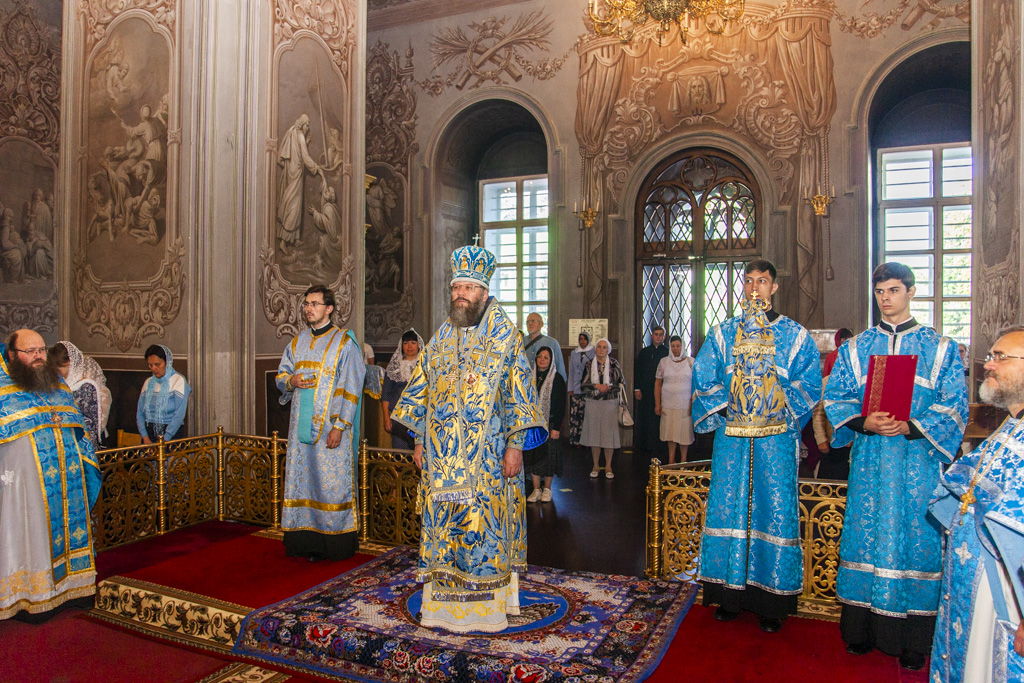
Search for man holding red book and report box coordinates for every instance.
[824,262,968,670]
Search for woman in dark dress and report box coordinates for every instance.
[525,346,566,503]
[381,329,423,450]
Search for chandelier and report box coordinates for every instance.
[587,0,745,45]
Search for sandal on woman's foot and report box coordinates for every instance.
[605,471,615,479]
[590,470,600,478]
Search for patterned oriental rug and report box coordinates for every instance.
[233,546,696,683]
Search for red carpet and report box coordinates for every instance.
[101,532,915,682]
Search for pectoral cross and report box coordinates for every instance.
[958,490,976,523]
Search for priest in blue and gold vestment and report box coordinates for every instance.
[277,285,366,561]
[929,327,1024,683]
[391,245,546,633]
[825,262,967,670]
[692,260,821,634]
[0,329,101,622]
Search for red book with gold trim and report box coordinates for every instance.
[862,354,918,421]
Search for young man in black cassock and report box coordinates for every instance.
[634,326,668,454]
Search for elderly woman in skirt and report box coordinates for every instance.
[525,346,566,503]
[579,338,623,479]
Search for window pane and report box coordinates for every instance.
[643,265,665,347]
[891,253,934,296]
[910,300,934,327]
[644,201,667,243]
[942,300,971,344]
[523,178,548,220]
[669,199,692,242]
[704,263,730,332]
[667,264,693,352]
[490,266,518,302]
[942,206,972,250]
[484,228,517,264]
[942,253,972,298]
[522,265,548,301]
[882,149,933,200]
[523,226,548,262]
[483,181,516,222]
[884,207,933,252]
[504,305,520,329]
[522,304,548,335]
[942,147,973,197]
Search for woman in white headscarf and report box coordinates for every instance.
[381,329,424,450]
[567,330,596,446]
[136,344,190,443]
[654,335,695,464]
[579,338,623,479]
[49,341,112,446]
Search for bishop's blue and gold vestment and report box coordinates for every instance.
[824,319,967,654]
[0,345,101,619]
[693,301,821,605]
[930,414,1024,682]
[277,325,366,560]
[391,298,545,633]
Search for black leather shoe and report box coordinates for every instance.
[846,642,872,655]
[899,650,926,671]
[759,617,783,633]
[713,606,740,622]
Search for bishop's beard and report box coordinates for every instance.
[7,352,62,394]
[449,295,487,328]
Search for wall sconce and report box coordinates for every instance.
[573,201,600,287]
[803,185,835,217]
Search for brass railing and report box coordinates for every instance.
[646,459,846,617]
[90,430,419,553]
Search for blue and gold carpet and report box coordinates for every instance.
[233,546,695,682]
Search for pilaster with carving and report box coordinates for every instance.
[0,4,61,339]
[365,40,418,344]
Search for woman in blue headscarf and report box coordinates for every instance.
[136,344,191,443]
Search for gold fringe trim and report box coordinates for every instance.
[725,423,788,437]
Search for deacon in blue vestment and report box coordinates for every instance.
[825,262,968,671]
[391,245,546,633]
[276,284,366,561]
[930,327,1024,682]
[693,260,821,633]
[0,329,101,622]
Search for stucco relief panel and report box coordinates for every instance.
[0,4,61,338]
[835,0,969,38]
[575,3,836,324]
[72,10,183,352]
[364,41,418,344]
[261,1,357,338]
[976,0,1021,345]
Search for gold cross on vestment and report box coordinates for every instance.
[958,490,976,523]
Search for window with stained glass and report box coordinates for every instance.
[637,151,761,355]
[481,175,549,332]
[877,144,972,343]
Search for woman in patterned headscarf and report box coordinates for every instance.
[381,329,424,450]
[567,331,596,446]
[49,341,112,446]
[579,338,623,479]
[525,346,566,503]
[136,344,190,443]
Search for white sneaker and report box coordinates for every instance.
[541,487,553,502]
[527,488,542,503]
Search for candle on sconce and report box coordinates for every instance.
[831,185,836,197]
[574,201,578,212]
[596,199,601,212]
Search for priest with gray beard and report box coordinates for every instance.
[0,329,101,623]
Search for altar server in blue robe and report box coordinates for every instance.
[693,260,821,634]
[930,327,1024,682]
[824,262,968,671]
[277,284,366,561]
[0,329,101,622]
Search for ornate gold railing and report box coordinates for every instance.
[91,430,418,553]
[646,459,847,618]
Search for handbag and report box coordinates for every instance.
[617,384,634,428]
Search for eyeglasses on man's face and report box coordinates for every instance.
[14,347,46,357]
[985,352,1024,363]
[302,301,327,309]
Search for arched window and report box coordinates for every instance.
[636,150,761,354]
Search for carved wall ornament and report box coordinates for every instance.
[72,237,186,352]
[0,5,61,155]
[834,0,970,39]
[72,9,183,351]
[416,10,573,95]
[366,41,419,176]
[259,246,355,338]
[0,289,58,337]
[80,0,176,51]
[272,0,353,79]
[263,7,358,336]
